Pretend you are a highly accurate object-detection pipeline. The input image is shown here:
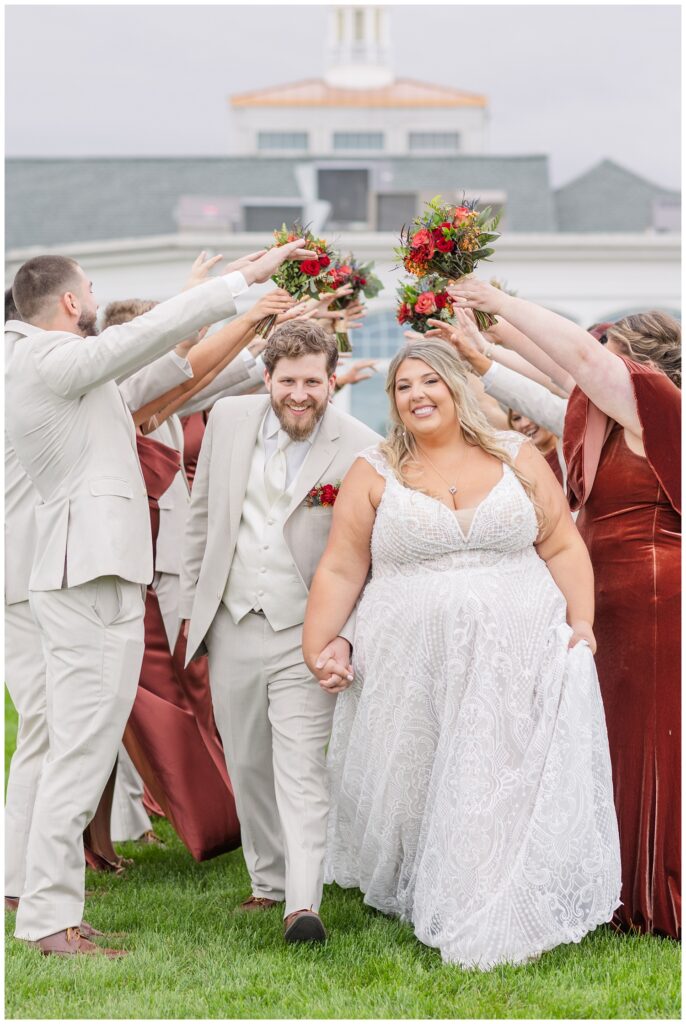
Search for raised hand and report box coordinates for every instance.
[425,312,491,374]
[222,250,268,273]
[448,277,508,316]
[244,288,296,327]
[184,251,225,290]
[335,359,378,388]
[241,239,312,286]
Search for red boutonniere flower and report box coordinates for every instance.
[305,481,341,508]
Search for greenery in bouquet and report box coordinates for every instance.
[254,224,337,338]
[326,255,384,353]
[396,276,454,334]
[490,277,518,297]
[395,195,500,330]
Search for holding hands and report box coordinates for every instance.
[312,637,354,694]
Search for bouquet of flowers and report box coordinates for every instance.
[395,195,500,330]
[396,276,454,334]
[254,224,337,338]
[325,255,383,352]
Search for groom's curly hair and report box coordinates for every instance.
[263,320,339,378]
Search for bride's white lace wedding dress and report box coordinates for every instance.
[325,436,621,969]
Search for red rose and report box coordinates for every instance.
[411,228,435,255]
[358,277,366,286]
[415,292,437,315]
[435,291,449,309]
[318,254,330,268]
[453,206,470,222]
[435,236,453,252]
[300,259,321,276]
[440,221,453,231]
[397,302,411,324]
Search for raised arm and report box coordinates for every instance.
[450,278,641,437]
[33,240,311,401]
[302,458,378,688]
[482,317,575,395]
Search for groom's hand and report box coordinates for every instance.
[314,637,353,694]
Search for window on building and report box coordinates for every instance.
[376,193,417,231]
[409,132,461,152]
[257,132,308,152]
[243,205,304,231]
[375,7,382,41]
[652,197,681,233]
[333,132,384,151]
[318,168,369,225]
[337,7,344,42]
[354,7,365,41]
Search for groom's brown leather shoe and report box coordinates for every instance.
[237,896,280,912]
[284,909,327,943]
[28,927,127,958]
[5,896,19,912]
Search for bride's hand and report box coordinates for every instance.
[568,620,597,654]
[313,637,354,694]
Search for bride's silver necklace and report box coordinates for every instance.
[414,443,467,507]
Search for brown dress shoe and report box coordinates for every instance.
[28,927,127,958]
[6,902,115,939]
[237,896,280,912]
[284,909,327,943]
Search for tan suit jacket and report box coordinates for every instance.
[180,394,380,661]
[5,322,40,604]
[6,277,240,592]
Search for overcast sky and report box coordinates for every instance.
[5,4,681,189]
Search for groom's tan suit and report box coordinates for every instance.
[180,394,379,915]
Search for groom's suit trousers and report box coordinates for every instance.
[4,601,49,898]
[14,577,145,941]
[207,605,336,916]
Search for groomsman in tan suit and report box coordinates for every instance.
[6,241,308,957]
[180,321,379,943]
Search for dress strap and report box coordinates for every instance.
[357,444,392,481]
[496,430,529,461]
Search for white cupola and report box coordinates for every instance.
[325,5,394,89]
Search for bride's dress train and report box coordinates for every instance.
[325,437,621,969]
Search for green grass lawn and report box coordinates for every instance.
[4,689,681,1019]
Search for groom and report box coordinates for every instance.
[179,320,379,942]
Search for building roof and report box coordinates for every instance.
[230,77,487,108]
[554,159,680,233]
[5,155,555,250]
[5,155,679,253]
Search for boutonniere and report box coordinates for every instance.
[304,480,341,508]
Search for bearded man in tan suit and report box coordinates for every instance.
[180,321,380,943]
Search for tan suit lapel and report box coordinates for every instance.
[284,404,341,524]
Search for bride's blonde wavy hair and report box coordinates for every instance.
[381,339,545,527]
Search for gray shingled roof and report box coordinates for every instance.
[5,154,555,249]
[554,159,680,232]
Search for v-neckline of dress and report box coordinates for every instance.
[399,463,509,544]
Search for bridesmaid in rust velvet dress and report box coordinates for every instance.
[449,281,681,940]
[121,432,241,860]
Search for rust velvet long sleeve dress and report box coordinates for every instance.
[563,356,680,938]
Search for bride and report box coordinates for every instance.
[302,338,621,969]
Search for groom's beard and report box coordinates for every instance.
[271,393,328,442]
